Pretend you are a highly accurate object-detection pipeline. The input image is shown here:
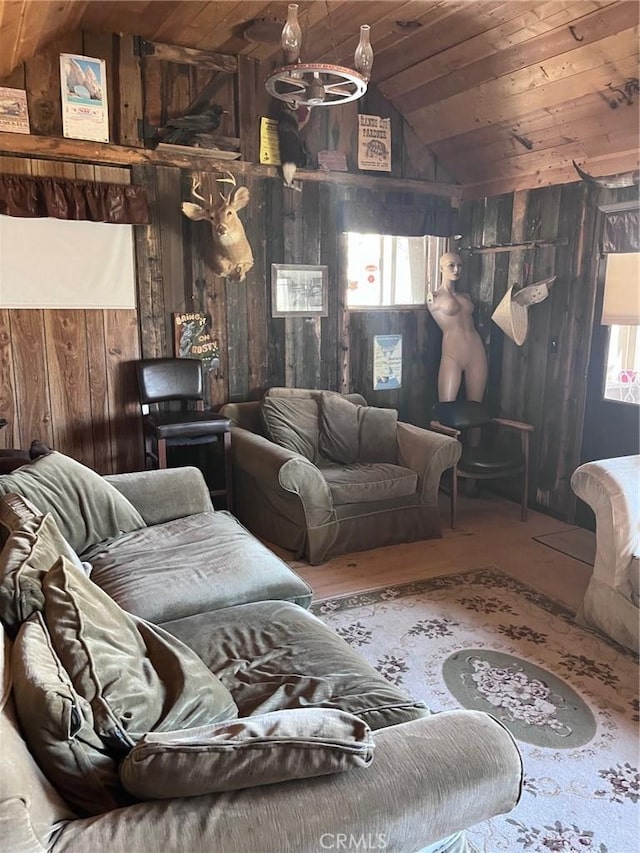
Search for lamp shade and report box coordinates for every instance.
[601,253,640,326]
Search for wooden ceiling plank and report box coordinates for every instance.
[271,0,459,72]
[0,0,29,77]
[430,88,636,158]
[246,0,384,64]
[407,27,639,144]
[189,1,275,52]
[383,0,627,108]
[147,1,212,44]
[239,1,339,61]
[379,0,555,96]
[438,116,639,179]
[309,1,417,65]
[373,1,521,81]
[0,0,88,79]
[80,0,156,34]
[453,127,640,185]
[363,0,452,57]
[462,148,640,199]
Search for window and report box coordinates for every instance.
[345,232,447,309]
[601,253,640,405]
[604,325,640,404]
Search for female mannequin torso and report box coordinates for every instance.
[427,252,488,403]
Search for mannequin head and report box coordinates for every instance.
[439,252,462,284]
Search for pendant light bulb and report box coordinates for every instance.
[282,4,302,64]
[354,25,374,81]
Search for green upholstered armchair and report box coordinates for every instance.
[220,389,461,564]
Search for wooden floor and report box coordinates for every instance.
[271,492,594,614]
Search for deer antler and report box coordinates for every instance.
[216,171,237,204]
[189,174,215,208]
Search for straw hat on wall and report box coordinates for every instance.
[491,276,556,345]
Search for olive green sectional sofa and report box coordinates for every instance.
[0,450,522,853]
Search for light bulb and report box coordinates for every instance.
[354,25,373,81]
[281,4,302,64]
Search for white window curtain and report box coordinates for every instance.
[601,253,640,326]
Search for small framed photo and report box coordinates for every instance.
[271,264,328,317]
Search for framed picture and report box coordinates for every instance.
[271,264,328,317]
[373,334,402,390]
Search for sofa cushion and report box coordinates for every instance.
[318,393,398,465]
[42,557,237,749]
[0,452,145,558]
[88,511,313,623]
[163,600,430,731]
[0,500,87,637]
[319,462,417,506]
[11,613,131,815]
[1,623,77,846]
[119,708,373,800]
[261,396,319,462]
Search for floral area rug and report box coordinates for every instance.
[311,568,639,853]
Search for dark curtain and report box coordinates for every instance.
[340,190,458,236]
[602,209,639,253]
[0,174,149,224]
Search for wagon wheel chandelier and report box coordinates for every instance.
[264,3,374,108]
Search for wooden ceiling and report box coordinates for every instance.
[0,1,638,198]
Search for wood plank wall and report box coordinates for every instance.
[1,28,630,522]
[0,155,143,473]
[457,182,637,518]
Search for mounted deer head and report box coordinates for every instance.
[181,172,254,283]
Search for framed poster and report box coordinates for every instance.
[271,264,328,317]
[373,334,402,390]
[60,53,109,142]
[173,312,220,372]
[0,87,30,133]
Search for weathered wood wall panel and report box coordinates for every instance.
[1,28,623,522]
[456,181,635,518]
[0,154,143,472]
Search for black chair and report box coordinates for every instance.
[136,358,233,510]
[430,401,532,528]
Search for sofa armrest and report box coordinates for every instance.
[571,456,640,590]
[52,709,522,853]
[231,427,334,528]
[104,467,213,526]
[397,422,462,504]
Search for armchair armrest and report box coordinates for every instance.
[53,710,522,853]
[397,422,461,504]
[231,427,335,528]
[492,417,533,432]
[104,467,213,526]
[429,420,461,439]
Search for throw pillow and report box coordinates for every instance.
[317,393,359,464]
[119,707,374,799]
[261,396,319,462]
[0,500,87,637]
[0,451,145,557]
[318,392,398,465]
[11,612,131,815]
[42,557,238,750]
